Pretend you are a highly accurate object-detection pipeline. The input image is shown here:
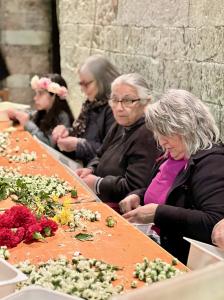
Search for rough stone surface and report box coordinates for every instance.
[0,0,52,104]
[59,0,224,136]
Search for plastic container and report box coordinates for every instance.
[184,237,224,270]
[1,286,82,300]
[0,259,27,298]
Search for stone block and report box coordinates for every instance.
[122,26,145,55]
[60,23,79,48]
[189,0,224,27]
[59,0,95,25]
[103,25,124,53]
[6,74,30,88]
[201,63,224,105]
[77,24,94,48]
[117,0,189,27]
[2,30,50,46]
[96,0,118,25]
[9,87,34,105]
[184,27,224,63]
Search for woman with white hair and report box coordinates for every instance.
[76,73,159,210]
[120,89,224,263]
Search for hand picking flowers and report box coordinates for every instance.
[0,205,58,248]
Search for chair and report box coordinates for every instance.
[0,88,9,101]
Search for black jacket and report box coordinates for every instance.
[88,117,159,202]
[70,104,114,166]
[134,144,224,263]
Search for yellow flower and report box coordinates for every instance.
[54,207,73,225]
[62,197,72,208]
[51,194,59,203]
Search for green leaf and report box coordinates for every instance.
[74,233,94,241]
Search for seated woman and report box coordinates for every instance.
[120,89,224,263]
[211,219,224,249]
[76,73,159,210]
[7,73,74,147]
[52,55,119,166]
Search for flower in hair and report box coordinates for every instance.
[30,75,68,99]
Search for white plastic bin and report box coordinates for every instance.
[1,286,82,300]
[184,237,224,270]
[0,259,27,298]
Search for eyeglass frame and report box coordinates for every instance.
[78,80,95,88]
[108,97,144,108]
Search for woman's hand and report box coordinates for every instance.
[76,168,93,178]
[123,203,158,224]
[7,109,17,120]
[57,136,78,152]
[52,125,69,143]
[119,194,141,214]
[211,219,224,249]
[82,174,98,191]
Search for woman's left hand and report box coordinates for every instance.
[57,137,78,152]
[123,203,158,224]
[82,174,98,191]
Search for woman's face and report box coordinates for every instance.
[33,90,54,111]
[78,71,98,101]
[110,83,146,127]
[157,134,187,160]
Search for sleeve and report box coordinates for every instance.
[154,154,224,244]
[75,106,115,163]
[98,132,158,202]
[24,120,54,147]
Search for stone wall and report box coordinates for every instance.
[58,0,224,136]
[0,0,52,104]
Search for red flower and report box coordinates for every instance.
[24,223,44,242]
[4,205,36,228]
[39,217,58,237]
[0,227,25,248]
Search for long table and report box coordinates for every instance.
[0,123,187,290]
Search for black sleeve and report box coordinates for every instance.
[98,133,158,202]
[154,154,224,243]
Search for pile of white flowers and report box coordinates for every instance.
[0,166,72,200]
[69,208,101,231]
[7,150,37,163]
[16,255,123,300]
[0,131,10,154]
[0,246,10,260]
[132,257,184,287]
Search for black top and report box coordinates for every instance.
[69,104,114,166]
[133,144,224,263]
[88,117,160,202]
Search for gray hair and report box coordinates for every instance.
[145,89,220,156]
[111,73,151,105]
[78,55,120,100]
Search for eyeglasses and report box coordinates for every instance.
[109,97,142,108]
[78,80,94,88]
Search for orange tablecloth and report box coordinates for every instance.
[0,124,187,289]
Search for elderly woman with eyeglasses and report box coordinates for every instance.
[76,73,159,210]
[119,89,224,263]
[52,55,119,165]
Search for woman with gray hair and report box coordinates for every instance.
[52,55,119,165]
[120,89,224,263]
[76,73,159,209]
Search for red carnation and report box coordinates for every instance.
[0,227,25,248]
[5,205,36,228]
[24,223,44,243]
[39,217,58,237]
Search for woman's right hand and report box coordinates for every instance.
[119,194,141,214]
[211,219,224,249]
[52,125,69,143]
[76,168,93,179]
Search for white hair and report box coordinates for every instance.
[145,89,220,156]
[111,73,151,105]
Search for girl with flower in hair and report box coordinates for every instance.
[7,74,74,147]
[52,55,119,166]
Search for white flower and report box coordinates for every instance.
[48,82,61,95]
[30,75,40,89]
